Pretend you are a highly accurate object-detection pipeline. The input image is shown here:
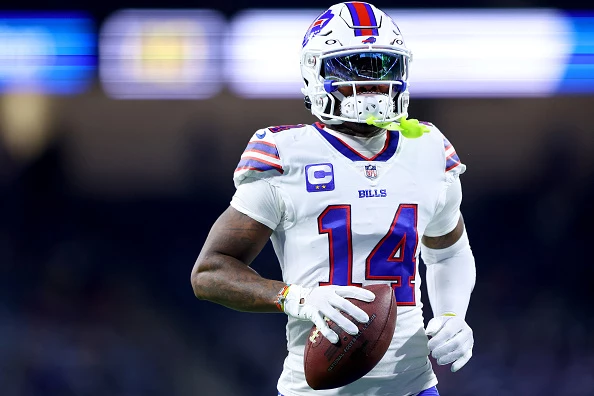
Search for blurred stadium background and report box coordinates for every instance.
[0,0,592,394]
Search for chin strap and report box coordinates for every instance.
[366,116,431,139]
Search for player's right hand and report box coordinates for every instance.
[282,284,375,344]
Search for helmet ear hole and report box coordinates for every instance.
[303,78,312,110]
[304,96,312,110]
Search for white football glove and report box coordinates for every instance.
[426,315,474,372]
[282,284,375,344]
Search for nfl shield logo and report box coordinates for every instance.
[365,164,378,179]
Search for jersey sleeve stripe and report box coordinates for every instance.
[442,136,462,172]
[244,148,280,160]
[235,166,283,175]
[241,150,281,164]
[245,142,280,159]
[445,152,461,172]
[235,157,284,174]
[445,145,456,157]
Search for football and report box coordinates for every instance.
[303,284,397,390]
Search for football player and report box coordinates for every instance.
[191,2,476,395]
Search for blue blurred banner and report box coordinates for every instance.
[561,12,594,93]
[0,12,96,94]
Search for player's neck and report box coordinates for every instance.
[327,122,386,138]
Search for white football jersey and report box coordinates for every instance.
[232,123,465,396]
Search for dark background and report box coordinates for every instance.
[0,2,593,396]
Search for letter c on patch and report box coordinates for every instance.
[307,164,333,184]
[305,163,335,192]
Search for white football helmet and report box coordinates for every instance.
[300,2,412,126]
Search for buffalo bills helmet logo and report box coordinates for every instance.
[302,10,335,47]
[362,36,377,44]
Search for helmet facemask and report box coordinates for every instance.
[331,51,408,122]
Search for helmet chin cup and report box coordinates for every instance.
[340,93,395,122]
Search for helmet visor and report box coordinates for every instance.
[321,52,407,82]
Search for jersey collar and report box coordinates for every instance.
[313,122,400,162]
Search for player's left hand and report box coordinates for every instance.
[425,315,473,372]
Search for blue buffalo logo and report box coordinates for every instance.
[302,10,334,47]
[362,36,377,44]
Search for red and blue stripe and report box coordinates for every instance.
[235,157,283,174]
[235,140,283,174]
[443,137,461,172]
[244,141,280,159]
[345,2,379,37]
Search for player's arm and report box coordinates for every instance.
[191,176,374,343]
[421,214,464,249]
[191,206,284,312]
[421,177,476,372]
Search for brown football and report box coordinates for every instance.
[304,284,397,390]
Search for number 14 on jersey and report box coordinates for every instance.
[317,204,418,306]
